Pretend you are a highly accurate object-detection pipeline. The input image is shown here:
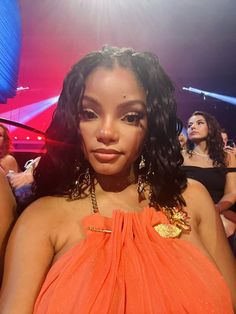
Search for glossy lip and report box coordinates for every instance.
[93,148,121,154]
[92,148,122,162]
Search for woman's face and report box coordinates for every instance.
[187,114,208,142]
[79,66,147,176]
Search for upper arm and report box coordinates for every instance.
[0,170,16,252]
[0,200,55,314]
[224,152,236,197]
[0,170,16,283]
[184,179,236,308]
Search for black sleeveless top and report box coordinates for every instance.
[182,166,236,210]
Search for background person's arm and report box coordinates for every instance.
[215,152,236,213]
[9,172,34,189]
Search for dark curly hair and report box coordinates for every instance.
[186,111,226,167]
[34,46,187,207]
[0,124,12,158]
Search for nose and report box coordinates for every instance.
[190,123,196,130]
[96,118,119,145]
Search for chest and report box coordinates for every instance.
[183,153,213,168]
[52,194,148,261]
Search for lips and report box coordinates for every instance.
[189,131,198,136]
[92,148,122,162]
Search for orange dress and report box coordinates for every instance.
[34,207,233,313]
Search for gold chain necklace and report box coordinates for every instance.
[89,178,191,238]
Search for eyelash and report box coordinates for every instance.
[188,122,204,128]
[80,109,144,125]
[121,112,144,125]
[79,109,98,121]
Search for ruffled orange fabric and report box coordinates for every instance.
[34,207,233,313]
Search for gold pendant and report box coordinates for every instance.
[160,206,191,234]
[154,223,182,238]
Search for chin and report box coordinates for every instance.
[189,136,202,141]
[94,167,121,176]
[91,162,130,177]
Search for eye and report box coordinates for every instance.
[79,109,98,121]
[121,112,144,125]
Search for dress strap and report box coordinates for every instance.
[226,167,236,173]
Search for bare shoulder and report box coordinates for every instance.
[182,178,217,224]
[183,178,214,209]
[16,196,67,231]
[182,180,236,307]
[14,195,86,250]
[0,196,67,312]
[183,178,211,196]
[0,154,19,172]
[4,154,16,162]
[182,178,235,261]
[11,196,70,249]
[6,196,68,269]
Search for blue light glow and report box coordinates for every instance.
[182,87,236,105]
[0,0,21,103]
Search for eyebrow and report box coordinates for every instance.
[189,118,205,123]
[82,95,146,109]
